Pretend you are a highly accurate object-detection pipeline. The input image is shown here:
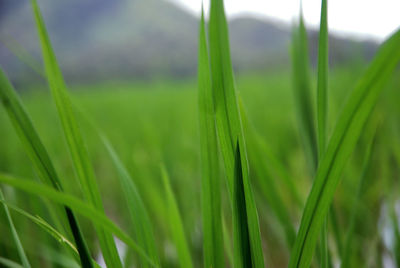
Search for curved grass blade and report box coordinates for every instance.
[30,1,122,267]
[0,68,93,267]
[160,166,193,268]
[102,136,160,268]
[208,0,264,266]
[0,200,79,260]
[0,173,158,268]
[197,7,224,268]
[73,104,160,267]
[289,28,400,268]
[0,257,24,268]
[0,190,31,268]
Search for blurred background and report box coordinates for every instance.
[1,0,400,267]
[2,0,397,84]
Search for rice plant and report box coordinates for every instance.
[0,0,400,267]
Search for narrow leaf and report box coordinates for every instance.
[198,7,224,268]
[0,67,92,267]
[30,1,122,267]
[0,173,158,268]
[316,1,329,266]
[160,166,193,268]
[289,28,400,268]
[208,0,265,266]
[0,189,31,268]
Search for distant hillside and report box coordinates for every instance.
[0,0,378,84]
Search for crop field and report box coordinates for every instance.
[1,0,400,267]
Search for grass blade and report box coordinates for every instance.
[0,200,79,261]
[289,28,400,268]
[317,0,328,158]
[0,189,31,268]
[0,173,158,268]
[197,7,224,268]
[341,124,377,268]
[160,166,193,268]
[208,0,264,266]
[0,68,92,267]
[30,1,122,267]
[240,101,297,248]
[0,257,24,268]
[102,136,160,268]
[316,1,329,266]
[291,8,318,173]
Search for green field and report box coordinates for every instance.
[1,66,400,267]
[1,0,400,267]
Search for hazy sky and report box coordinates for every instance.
[170,0,400,40]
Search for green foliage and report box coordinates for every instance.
[208,0,264,267]
[197,8,224,268]
[30,0,122,267]
[0,67,92,267]
[161,166,193,268]
[0,0,400,267]
[289,27,400,268]
[0,173,157,267]
[0,190,31,268]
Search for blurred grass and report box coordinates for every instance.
[2,64,399,267]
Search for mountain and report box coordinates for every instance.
[0,0,378,84]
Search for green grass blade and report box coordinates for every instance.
[317,0,328,158]
[0,68,93,267]
[232,142,254,267]
[0,190,31,268]
[0,36,45,77]
[316,1,329,266]
[208,0,265,266]
[0,200,79,261]
[289,28,400,268]
[291,9,318,172]
[240,102,296,247]
[0,173,158,268]
[197,7,224,268]
[0,257,24,268]
[341,124,377,268]
[160,166,193,268]
[30,1,122,267]
[102,136,160,268]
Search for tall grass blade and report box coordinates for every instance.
[30,1,122,267]
[0,68,93,267]
[316,1,329,266]
[317,0,328,158]
[160,166,193,268]
[0,190,31,268]
[208,0,264,266]
[291,8,318,173]
[0,173,158,268]
[197,7,224,268]
[289,28,400,268]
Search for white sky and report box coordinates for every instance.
[169,0,400,41]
